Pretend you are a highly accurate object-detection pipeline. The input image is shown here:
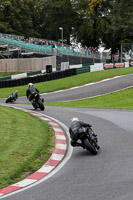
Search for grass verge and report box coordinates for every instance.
[0,67,133,98]
[45,87,133,110]
[0,72,22,78]
[0,105,55,189]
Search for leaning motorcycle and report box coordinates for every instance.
[30,93,45,111]
[5,95,16,103]
[72,127,100,155]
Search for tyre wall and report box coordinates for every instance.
[0,69,76,88]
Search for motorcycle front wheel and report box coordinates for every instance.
[83,138,98,155]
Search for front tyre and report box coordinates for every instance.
[38,99,45,111]
[83,138,98,155]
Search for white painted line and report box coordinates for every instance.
[55,143,67,150]
[53,127,63,132]
[50,153,64,161]
[37,165,55,173]
[56,135,66,140]
[70,87,79,89]
[48,122,58,126]
[40,118,50,121]
[13,179,36,187]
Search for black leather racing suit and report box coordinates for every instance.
[26,86,39,101]
[69,121,91,147]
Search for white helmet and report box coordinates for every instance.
[28,83,33,87]
[71,117,79,122]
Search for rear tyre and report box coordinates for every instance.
[5,98,10,103]
[38,99,45,111]
[83,138,98,155]
[32,103,37,110]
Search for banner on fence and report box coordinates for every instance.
[104,64,114,69]
[130,62,133,67]
[114,63,125,68]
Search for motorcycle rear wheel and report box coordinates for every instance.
[38,99,45,111]
[5,98,10,103]
[83,138,98,155]
[32,102,37,110]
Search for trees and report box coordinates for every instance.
[105,0,133,54]
[71,0,133,54]
[0,0,12,33]
[40,0,76,44]
[71,0,110,48]
[0,0,43,37]
[0,0,132,53]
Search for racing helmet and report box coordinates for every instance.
[28,83,33,87]
[71,117,79,122]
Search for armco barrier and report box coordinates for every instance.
[0,69,76,88]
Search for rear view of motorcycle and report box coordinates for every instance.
[31,93,45,111]
[70,126,100,155]
[82,127,100,155]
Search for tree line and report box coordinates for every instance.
[0,0,133,54]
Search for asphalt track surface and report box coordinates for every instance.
[1,74,133,200]
[26,73,133,103]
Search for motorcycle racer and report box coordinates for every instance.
[69,117,92,147]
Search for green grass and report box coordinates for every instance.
[1,67,133,189]
[0,67,133,98]
[45,87,133,110]
[0,106,54,189]
[0,72,22,78]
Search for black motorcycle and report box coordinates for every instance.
[30,93,45,111]
[74,127,100,155]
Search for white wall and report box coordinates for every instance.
[0,56,56,72]
[90,63,104,72]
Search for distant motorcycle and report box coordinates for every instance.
[30,92,45,111]
[5,95,16,103]
[76,127,100,155]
